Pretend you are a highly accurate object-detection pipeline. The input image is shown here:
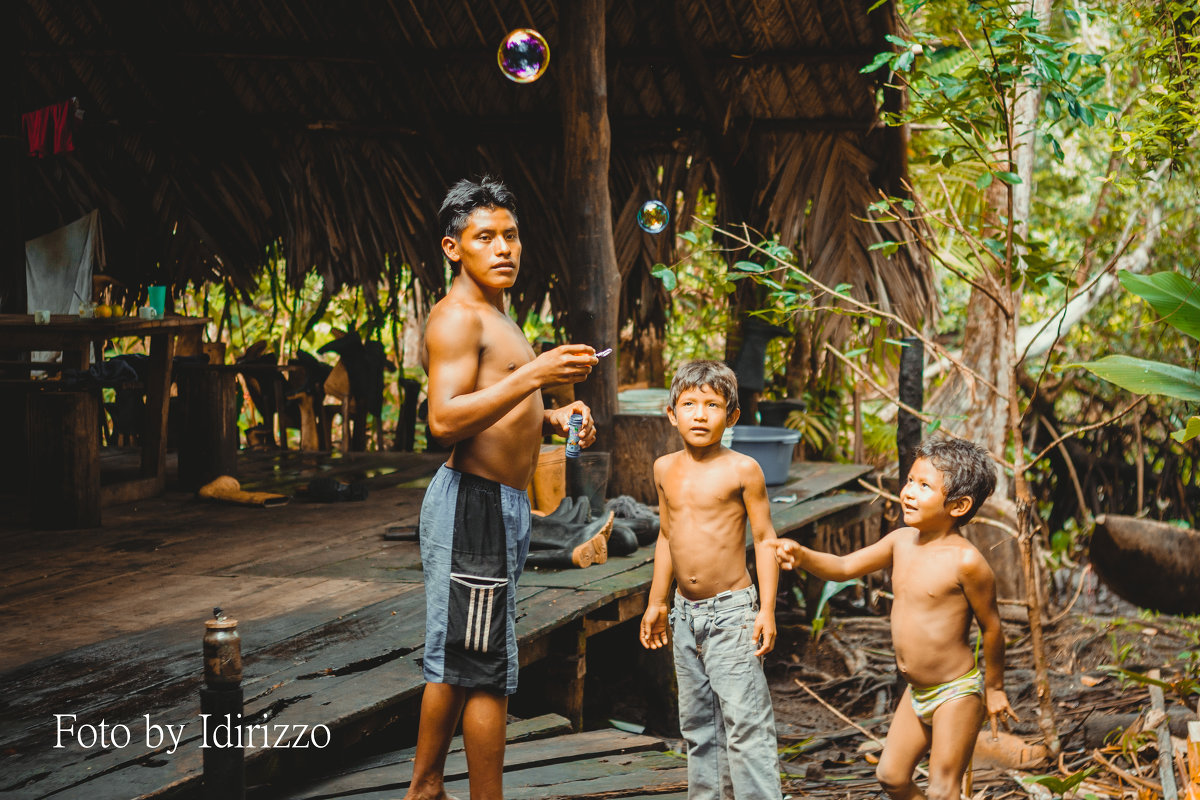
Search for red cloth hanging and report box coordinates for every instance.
[21,100,76,157]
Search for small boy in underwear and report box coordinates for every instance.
[640,360,783,800]
[771,437,1017,800]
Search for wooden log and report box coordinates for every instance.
[1091,514,1200,614]
[26,387,101,529]
[559,0,620,452]
[177,366,239,490]
[610,413,681,504]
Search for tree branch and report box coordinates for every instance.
[1027,396,1148,468]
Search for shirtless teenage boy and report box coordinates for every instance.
[404,177,599,800]
[640,361,783,800]
[771,437,1018,800]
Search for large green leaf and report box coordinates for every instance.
[1172,416,1200,443]
[1118,270,1200,341]
[1070,355,1200,402]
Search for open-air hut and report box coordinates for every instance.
[6,0,935,443]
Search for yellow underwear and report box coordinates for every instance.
[910,666,984,725]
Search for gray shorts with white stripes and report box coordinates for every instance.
[418,464,531,695]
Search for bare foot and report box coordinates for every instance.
[571,511,614,567]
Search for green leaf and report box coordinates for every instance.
[976,172,994,190]
[677,230,699,245]
[810,579,860,641]
[1171,416,1200,443]
[1070,355,1200,402]
[861,51,894,74]
[733,260,764,273]
[995,171,1023,185]
[1118,270,1200,341]
[651,265,677,291]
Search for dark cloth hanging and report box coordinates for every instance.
[21,100,76,158]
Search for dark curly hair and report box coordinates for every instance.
[668,360,739,417]
[912,437,997,525]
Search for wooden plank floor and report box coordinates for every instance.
[0,452,873,800]
[280,724,687,800]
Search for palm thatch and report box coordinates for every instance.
[14,0,933,341]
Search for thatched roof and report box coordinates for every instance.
[15,0,933,337]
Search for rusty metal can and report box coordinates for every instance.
[203,617,242,688]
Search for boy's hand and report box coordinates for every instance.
[546,400,596,448]
[985,687,1019,739]
[769,538,804,570]
[752,608,776,657]
[640,603,670,650]
[532,344,597,387]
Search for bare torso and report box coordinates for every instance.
[888,529,979,687]
[657,448,755,601]
[422,298,544,490]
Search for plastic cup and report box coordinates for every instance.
[147,285,166,318]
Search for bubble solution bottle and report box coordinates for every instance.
[565,413,583,458]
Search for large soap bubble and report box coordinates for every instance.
[637,200,670,234]
[498,29,550,84]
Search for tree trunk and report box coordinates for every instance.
[926,288,1013,495]
[559,0,620,451]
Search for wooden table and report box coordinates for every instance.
[0,313,209,506]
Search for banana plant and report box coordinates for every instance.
[1071,270,1200,442]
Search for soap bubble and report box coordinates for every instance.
[637,200,670,234]
[498,29,550,84]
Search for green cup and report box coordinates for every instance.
[147,285,166,318]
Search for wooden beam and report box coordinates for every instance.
[1,0,23,314]
[20,43,881,69]
[559,0,619,452]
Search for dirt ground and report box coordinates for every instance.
[587,565,1200,800]
[760,566,1200,799]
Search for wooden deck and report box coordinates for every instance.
[278,714,688,800]
[0,452,874,799]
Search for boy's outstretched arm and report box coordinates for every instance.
[962,549,1019,736]
[640,459,674,650]
[741,459,778,657]
[770,530,900,582]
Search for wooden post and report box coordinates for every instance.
[141,332,176,485]
[1,0,23,316]
[26,388,101,529]
[542,621,587,732]
[897,336,924,482]
[178,367,239,490]
[559,0,620,452]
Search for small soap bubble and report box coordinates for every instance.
[498,29,550,84]
[637,200,670,234]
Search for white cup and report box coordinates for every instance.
[138,306,158,320]
[33,309,51,325]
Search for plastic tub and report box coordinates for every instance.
[730,425,801,485]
